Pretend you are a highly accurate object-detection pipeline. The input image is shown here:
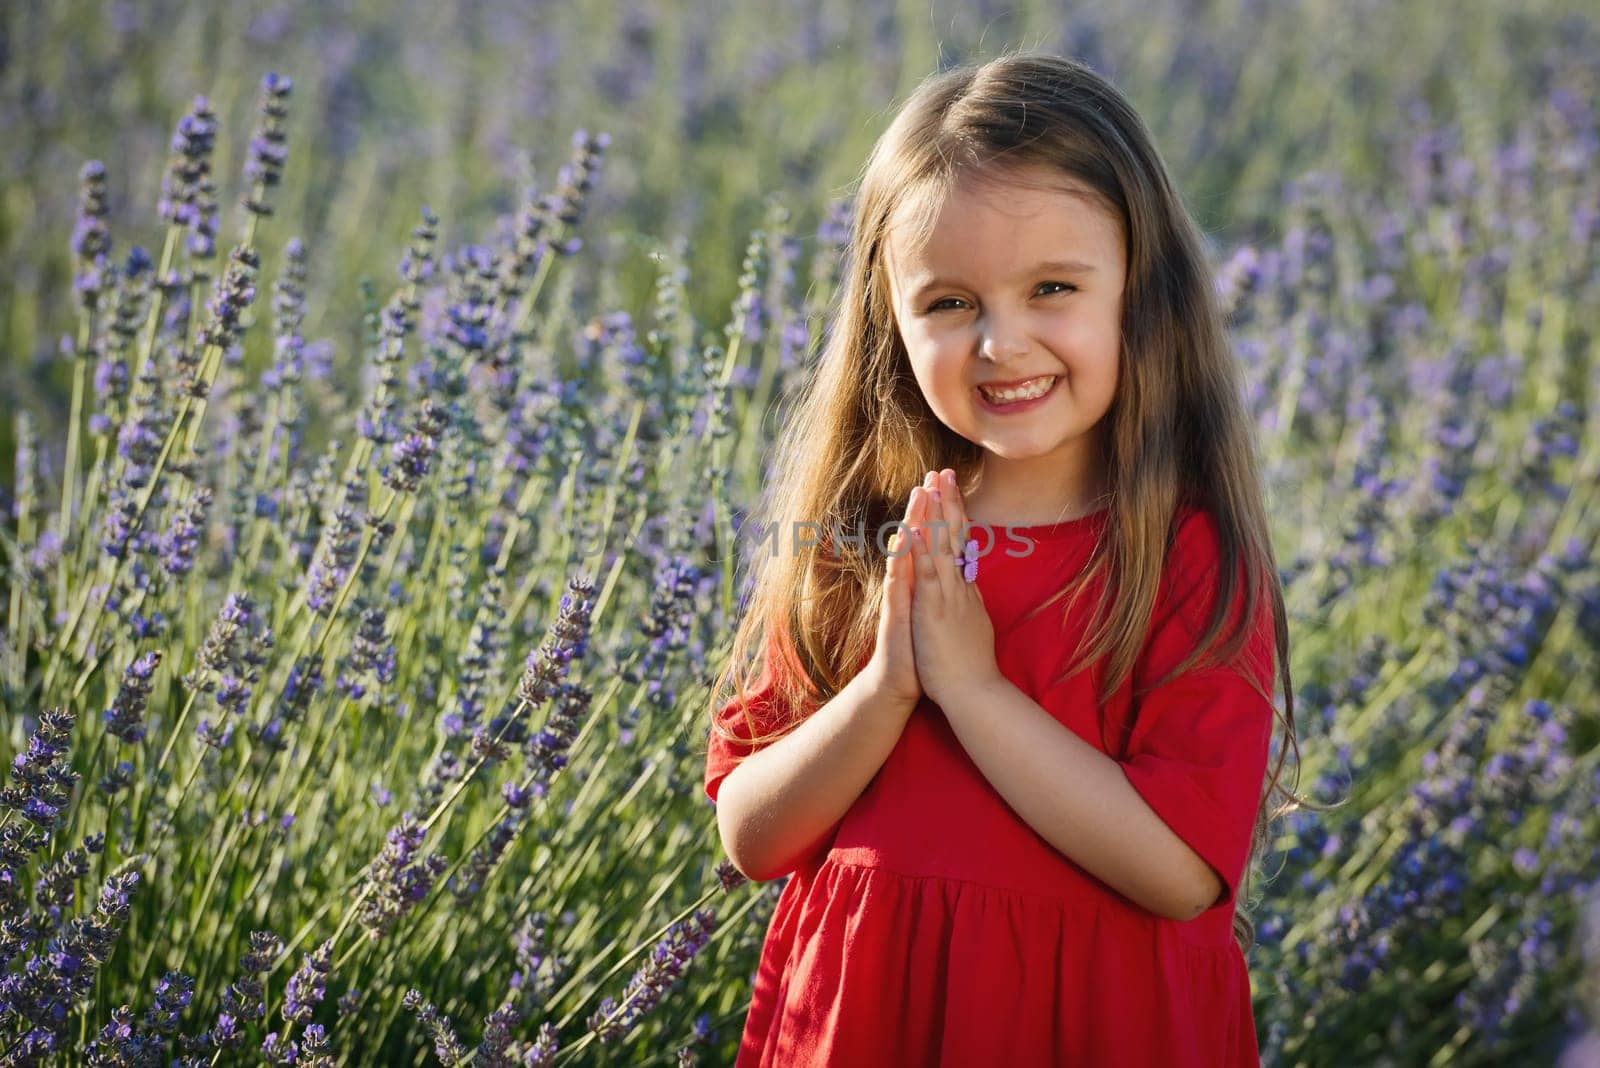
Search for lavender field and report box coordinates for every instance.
[3,0,1600,1064]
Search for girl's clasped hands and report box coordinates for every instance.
[871,467,1002,710]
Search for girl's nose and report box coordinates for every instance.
[980,324,1029,362]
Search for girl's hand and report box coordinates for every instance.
[863,477,927,709]
[907,468,1002,707]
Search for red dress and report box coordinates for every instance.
[703,502,1276,1066]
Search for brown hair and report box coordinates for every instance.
[707,48,1336,955]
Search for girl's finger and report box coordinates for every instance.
[942,468,973,574]
[926,473,957,593]
[894,483,918,561]
[910,515,934,581]
[927,471,950,561]
[917,472,935,543]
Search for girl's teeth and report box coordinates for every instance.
[980,376,1055,403]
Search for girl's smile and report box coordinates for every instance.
[975,373,1060,412]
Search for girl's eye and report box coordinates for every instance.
[925,283,1076,313]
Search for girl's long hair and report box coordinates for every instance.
[707,48,1334,955]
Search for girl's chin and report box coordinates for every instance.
[965,436,1076,461]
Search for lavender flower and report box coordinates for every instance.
[72,159,113,314]
[2,708,80,833]
[272,236,308,341]
[517,1023,561,1066]
[88,330,130,441]
[515,575,596,711]
[241,73,293,219]
[143,970,196,1035]
[206,930,282,1049]
[446,571,506,738]
[587,910,716,1043]
[195,717,235,752]
[157,96,221,256]
[100,484,142,562]
[402,989,467,1063]
[261,1030,299,1064]
[546,129,611,252]
[32,836,98,929]
[0,871,142,1049]
[413,748,463,815]
[111,356,167,489]
[339,606,397,701]
[159,486,212,577]
[195,244,260,375]
[450,811,519,902]
[215,671,252,717]
[506,913,566,1016]
[475,998,521,1068]
[336,989,362,1019]
[102,650,160,745]
[304,481,365,617]
[358,209,437,447]
[521,681,590,803]
[282,938,334,1026]
[98,759,135,796]
[185,592,255,688]
[298,1024,335,1067]
[85,1004,158,1065]
[622,552,701,718]
[714,859,748,894]
[382,398,451,494]
[357,814,449,940]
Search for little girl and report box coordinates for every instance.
[703,49,1310,1066]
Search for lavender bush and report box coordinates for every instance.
[1,2,1599,1066]
[1,59,785,1062]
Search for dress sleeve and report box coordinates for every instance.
[1115,507,1277,915]
[702,633,817,806]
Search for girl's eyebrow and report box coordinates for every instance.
[909,259,1097,298]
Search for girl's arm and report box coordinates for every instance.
[716,665,917,883]
[938,674,1228,922]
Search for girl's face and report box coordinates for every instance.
[884,165,1126,496]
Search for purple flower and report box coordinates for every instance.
[4,871,141,1047]
[71,160,113,313]
[357,814,449,939]
[547,129,611,242]
[587,910,715,1043]
[100,485,142,561]
[157,96,220,256]
[714,859,748,893]
[196,245,260,372]
[159,487,212,577]
[476,998,521,1066]
[282,939,333,1025]
[143,970,196,1034]
[1,709,79,831]
[517,575,596,709]
[242,73,293,218]
[343,606,398,690]
[401,990,467,1063]
[303,487,365,618]
[186,592,255,686]
[381,400,450,494]
[101,652,159,744]
[196,717,235,751]
[211,930,282,1046]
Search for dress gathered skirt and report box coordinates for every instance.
[704,502,1276,1066]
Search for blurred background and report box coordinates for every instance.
[2,0,1599,1064]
